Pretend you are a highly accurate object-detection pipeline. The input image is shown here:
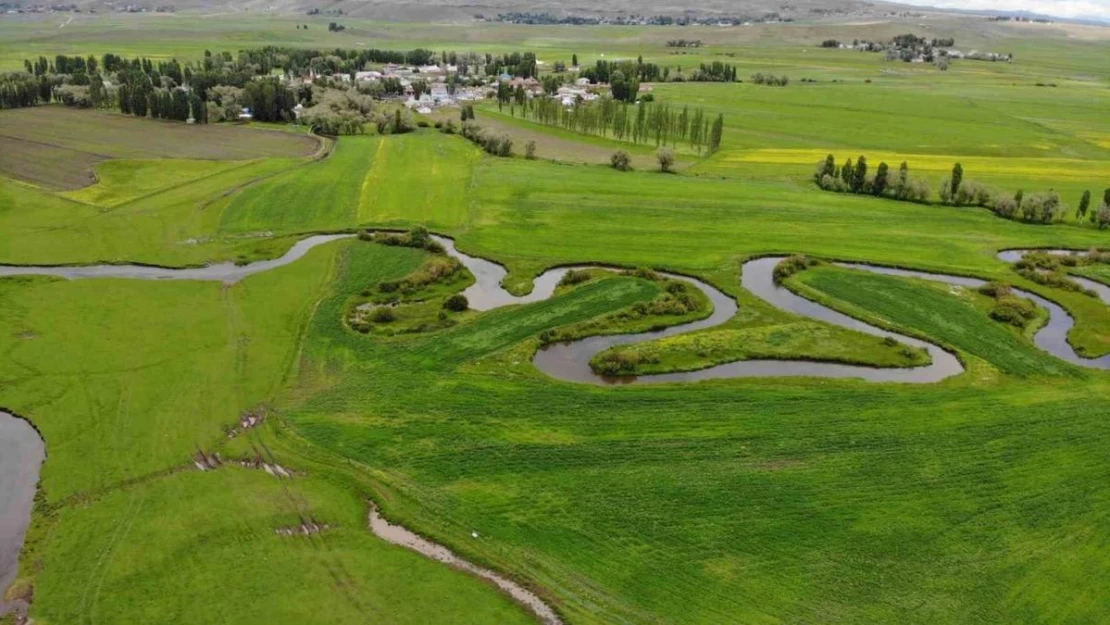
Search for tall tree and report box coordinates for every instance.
[950,162,964,198]
[873,161,889,196]
[88,74,106,108]
[841,158,853,187]
[852,156,868,193]
[708,113,723,152]
[1077,190,1091,220]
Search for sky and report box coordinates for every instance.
[897,0,1110,21]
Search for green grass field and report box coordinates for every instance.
[2,13,1110,625]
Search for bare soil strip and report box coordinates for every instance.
[368,503,563,625]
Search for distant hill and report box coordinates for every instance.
[13,0,1109,25]
[27,0,907,22]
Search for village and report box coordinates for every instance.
[293,61,604,115]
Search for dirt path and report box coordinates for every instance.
[368,503,562,625]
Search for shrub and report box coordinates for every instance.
[989,295,1037,327]
[406,257,461,287]
[1096,204,1110,230]
[939,178,952,204]
[409,225,430,249]
[611,150,632,171]
[592,350,656,375]
[773,255,819,284]
[628,267,662,281]
[994,197,1018,219]
[1017,252,1061,272]
[907,179,930,202]
[978,281,1012,298]
[371,307,396,323]
[370,226,442,252]
[392,109,415,134]
[954,180,992,207]
[442,294,469,312]
[818,173,846,192]
[1015,267,1093,296]
[750,73,790,86]
[559,269,592,286]
[524,140,537,160]
[460,122,512,156]
[497,135,513,157]
[665,281,688,295]
[1018,191,1063,224]
[657,147,675,173]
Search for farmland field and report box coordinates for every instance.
[2,8,1110,625]
[0,106,319,189]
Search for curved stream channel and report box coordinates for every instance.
[434,236,1110,383]
[1,236,1107,620]
[0,412,45,615]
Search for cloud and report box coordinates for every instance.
[896,0,1110,20]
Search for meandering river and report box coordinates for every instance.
[1,236,1107,619]
[434,236,1110,383]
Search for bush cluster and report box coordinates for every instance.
[370,306,396,323]
[989,295,1037,327]
[592,350,659,376]
[362,226,444,253]
[460,121,512,156]
[610,150,632,171]
[559,269,593,287]
[442,294,469,312]
[976,281,1037,327]
[750,73,789,86]
[1014,266,1094,296]
[977,281,1012,298]
[986,189,1064,224]
[773,255,820,284]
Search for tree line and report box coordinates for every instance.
[816,155,1110,228]
[509,96,723,153]
[576,57,738,86]
[814,155,930,202]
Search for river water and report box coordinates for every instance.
[0,412,45,600]
[2,235,1107,617]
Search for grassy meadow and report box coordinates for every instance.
[1,12,1110,625]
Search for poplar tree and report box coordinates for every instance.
[1077,190,1091,220]
[852,156,868,193]
[873,161,889,196]
[950,162,964,197]
[708,113,723,153]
